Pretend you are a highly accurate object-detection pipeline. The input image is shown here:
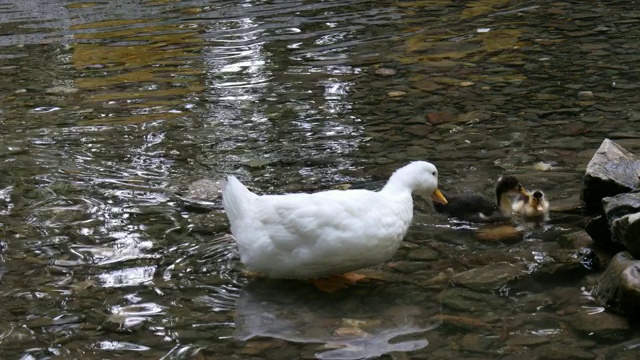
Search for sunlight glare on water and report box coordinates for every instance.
[0,0,640,358]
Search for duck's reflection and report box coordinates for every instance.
[234,279,440,359]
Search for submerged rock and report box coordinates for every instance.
[186,179,222,200]
[556,230,595,249]
[603,337,640,359]
[178,179,222,213]
[581,138,640,211]
[530,247,600,280]
[439,287,506,312]
[592,251,640,317]
[532,343,595,360]
[475,225,523,243]
[450,262,525,292]
[569,310,630,341]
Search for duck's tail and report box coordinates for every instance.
[222,176,256,224]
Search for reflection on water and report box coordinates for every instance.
[0,0,640,358]
[234,279,439,359]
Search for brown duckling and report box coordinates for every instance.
[434,176,530,222]
[512,190,550,219]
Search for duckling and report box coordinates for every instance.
[433,176,529,222]
[512,190,549,219]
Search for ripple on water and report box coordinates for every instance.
[3,0,640,358]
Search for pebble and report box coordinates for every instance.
[387,90,407,97]
[403,124,436,136]
[534,161,553,171]
[426,111,457,125]
[505,334,552,347]
[375,68,397,76]
[46,86,79,95]
[578,90,595,99]
[459,333,495,352]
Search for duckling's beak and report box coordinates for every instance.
[519,186,530,197]
[431,189,448,204]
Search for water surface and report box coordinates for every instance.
[1,0,640,359]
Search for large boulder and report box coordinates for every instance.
[602,192,640,257]
[585,215,614,247]
[592,251,640,317]
[611,212,640,259]
[603,191,640,222]
[581,139,640,211]
[586,192,640,252]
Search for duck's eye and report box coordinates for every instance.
[432,171,437,177]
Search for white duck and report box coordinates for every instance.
[222,161,447,287]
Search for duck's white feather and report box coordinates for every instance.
[221,161,442,279]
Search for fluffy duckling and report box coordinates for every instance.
[433,176,529,222]
[512,190,550,219]
[222,161,447,285]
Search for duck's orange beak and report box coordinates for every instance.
[519,186,530,197]
[431,189,448,204]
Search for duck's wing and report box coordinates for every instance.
[511,198,526,214]
[252,190,392,252]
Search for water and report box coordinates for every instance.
[1,0,640,358]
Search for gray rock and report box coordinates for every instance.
[585,215,614,247]
[186,179,221,200]
[592,251,640,317]
[581,138,640,211]
[450,262,525,292]
[603,192,640,223]
[600,192,640,256]
[611,212,640,258]
[179,179,223,213]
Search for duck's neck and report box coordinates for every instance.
[497,192,513,217]
[530,198,540,209]
[381,166,417,194]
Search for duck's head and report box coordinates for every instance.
[530,190,544,207]
[386,161,448,204]
[496,176,529,199]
